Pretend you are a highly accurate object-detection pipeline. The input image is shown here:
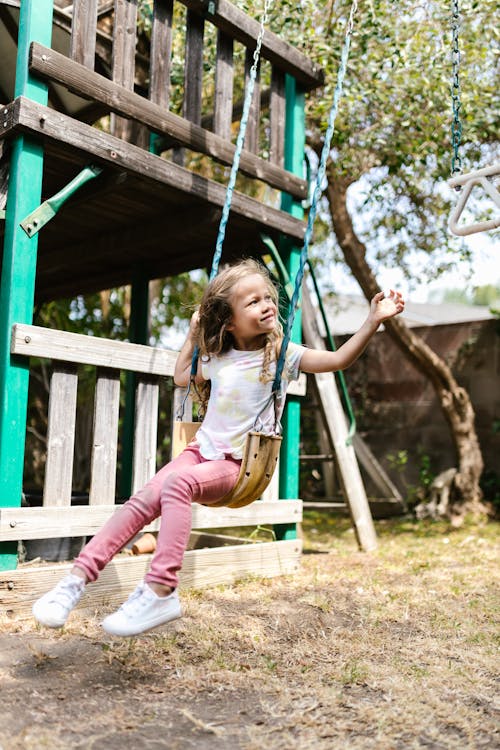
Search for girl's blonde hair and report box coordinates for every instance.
[194,259,283,410]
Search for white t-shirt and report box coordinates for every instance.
[195,342,305,460]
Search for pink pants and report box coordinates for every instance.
[74,443,241,590]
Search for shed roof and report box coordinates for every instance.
[320,294,496,336]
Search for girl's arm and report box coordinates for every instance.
[173,312,204,386]
[299,290,404,374]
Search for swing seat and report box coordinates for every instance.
[172,420,201,459]
[172,422,282,508]
[210,431,282,509]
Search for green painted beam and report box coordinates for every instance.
[0,0,54,570]
[276,75,306,542]
[120,274,150,498]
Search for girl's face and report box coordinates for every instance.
[226,273,278,350]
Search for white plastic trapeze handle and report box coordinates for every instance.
[448,163,500,237]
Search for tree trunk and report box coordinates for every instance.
[324,170,486,518]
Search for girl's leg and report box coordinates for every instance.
[74,444,205,582]
[32,445,205,629]
[145,454,241,590]
[100,452,241,637]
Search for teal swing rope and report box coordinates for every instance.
[209,4,270,280]
[272,1,358,400]
[188,0,357,410]
[189,0,270,380]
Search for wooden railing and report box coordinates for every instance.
[0,323,303,617]
[31,0,324,201]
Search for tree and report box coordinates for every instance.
[262,0,498,517]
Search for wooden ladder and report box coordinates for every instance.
[301,285,403,551]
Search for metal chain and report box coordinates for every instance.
[272,0,358,400]
[451,0,463,175]
[187,0,272,386]
[209,0,271,280]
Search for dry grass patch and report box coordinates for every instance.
[1,515,498,749]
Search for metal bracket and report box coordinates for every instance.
[20,164,103,238]
[448,163,500,237]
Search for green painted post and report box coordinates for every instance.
[275,75,306,542]
[0,0,54,570]
[119,274,150,498]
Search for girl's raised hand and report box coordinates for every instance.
[371,289,405,323]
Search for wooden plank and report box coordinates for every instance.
[244,49,260,155]
[89,369,121,505]
[269,66,285,167]
[183,9,204,124]
[198,88,270,139]
[70,0,99,68]
[43,365,78,508]
[312,386,336,498]
[132,376,159,492]
[28,45,308,199]
[0,501,303,541]
[179,0,324,91]
[301,285,378,552]
[0,539,302,619]
[149,0,174,108]
[11,323,178,375]
[8,97,306,241]
[113,0,138,87]
[352,433,404,504]
[213,30,233,139]
[288,373,307,397]
[112,0,140,142]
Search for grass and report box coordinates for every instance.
[2,513,499,749]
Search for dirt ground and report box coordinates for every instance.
[0,516,498,750]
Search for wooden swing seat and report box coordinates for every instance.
[172,422,282,508]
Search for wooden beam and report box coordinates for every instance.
[28,43,308,199]
[89,369,121,505]
[0,500,303,541]
[301,285,378,552]
[179,0,324,91]
[70,0,98,68]
[183,9,204,125]
[213,30,234,139]
[43,365,78,508]
[112,0,142,143]
[149,0,174,108]
[0,539,302,619]
[132,376,159,493]
[112,0,138,88]
[3,98,306,241]
[11,323,179,376]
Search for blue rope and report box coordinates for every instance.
[188,2,270,382]
[209,64,260,281]
[272,4,357,397]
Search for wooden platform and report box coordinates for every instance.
[0,0,324,301]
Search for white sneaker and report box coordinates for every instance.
[32,573,86,628]
[101,582,182,637]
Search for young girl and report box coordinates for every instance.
[33,259,404,637]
